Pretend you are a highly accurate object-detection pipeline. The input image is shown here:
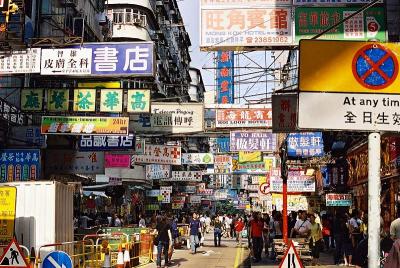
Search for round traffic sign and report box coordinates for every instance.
[42,251,72,268]
[259,182,270,195]
[368,21,378,32]
[352,44,398,90]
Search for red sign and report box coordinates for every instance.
[0,239,29,268]
[216,108,272,128]
[259,182,270,195]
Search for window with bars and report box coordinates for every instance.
[111,9,147,26]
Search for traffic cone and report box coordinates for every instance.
[29,247,35,268]
[123,243,131,268]
[116,244,124,268]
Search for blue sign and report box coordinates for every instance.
[216,51,234,104]
[43,251,72,268]
[70,42,154,77]
[287,132,324,157]
[216,137,230,153]
[78,135,135,151]
[10,126,46,148]
[0,149,40,182]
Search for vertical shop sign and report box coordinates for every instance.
[0,48,41,74]
[272,94,298,132]
[21,89,43,111]
[0,149,41,182]
[0,186,16,243]
[100,89,123,112]
[127,90,151,113]
[217,51,234,104]
[47,89,69,112]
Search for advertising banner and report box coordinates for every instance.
[105,166,145,181]
[270,169,316,192]
[145,164,171,180]
[217,51,234,104]
[105,154,131,168]
[230,131,276,152]
[238,152,262,163]
[161,171,203,182]
[298,92,400,132]
[216,108,272,128]
[9,126,46,148]
[295,7,386,43]
[182,153,214,165]
[0,149,40,182]
[287,132,324,157]
[326,193,352,206]
[131,103,204,133]
[201,7,293,49]
[190,195,202,204]
[0,48,41,74]
[45,150,104,175]
[41,116,129,135]
[0,186,16,243]
[132,144,181,165]
[272,94,298,133]
[160,186,172,203]
[41,42,154,76]
[78,135,135,151]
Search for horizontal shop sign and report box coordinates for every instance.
[216,108,272,128]
[132,144,181,165]
[78,135,135,151]
[326,193,352,206]
[182,153,214,165]
[230,131,276,152]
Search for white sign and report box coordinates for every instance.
[200,7,293,49]
[182,153,214,165]
[272,94,298,133]
[293,0,381,5]
[270,169,315,192]
[298,92,400,132]
[145,164,171,180]
[45,150,104,174]
[198,189,214,196]
[105,166,145,181]
[161,171,203,182]
[146,189,160,197]
[0,239,29,267]
[109,177,122,186]
[40,48,92,75]
[278,241,304,268]
[0,48,41,74]
[190,195,202,204]
[160,186,172,203]
[132,144,181,165]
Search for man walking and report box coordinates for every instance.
[249,212,264,262]
[189,213,201,254]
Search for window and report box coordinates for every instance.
[125,9,132,23]
[112,9,124,24]
[111,8,148,26]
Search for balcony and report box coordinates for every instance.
[108,0,155,14]
[111,23,151,41]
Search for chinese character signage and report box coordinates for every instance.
[270,169,316,192]
[132,144,181,165]
[272,94,298,133]
[237,161,265,173]
[216,108,272,128]
[41,116,129,135]
[0,186,16,243]
[326,193,352,207]
[45,150,104,174]
[131,103,204,133]
[0,149,41,182]
[182,153,214,165]
[109,177,123,186]
[160,186,172,203]
[105,165,145,181]
[105,153,131,168]
[190,195,202,204]
[146,189,160,197]
[272,193,309,212]
[238,152,262,163]
[162,171,203,182]
[201,0,291,6]
[230,131,276,152]
[295,7,386,43]
[0,98,25,126]
[294,0,381,5]
[100,89,123,112]
[0,48,41,74]
[217,137,230,152]
[48,89,69,111]
[40,48,92,75]
[73,89,96,111]
[179,185,197,193]
[78,135,135,151]
[287,132,324,157]
[127,90,151,113]
[217,51,234,104]
[21,89,43,111]
[298,93,400,132]
[145,164,171,180]
[201,7,293,49]
[9,126,46,148]
[214,155,232,173]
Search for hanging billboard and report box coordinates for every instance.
[216,51,234,104]
[230,131,276,151]
[216,108,272,128]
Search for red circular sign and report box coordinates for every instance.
[352,44,399,90]
[259,182,270,195]
[368,21,378,32]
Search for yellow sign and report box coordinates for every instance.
[100,89,123,112]
[258,176,267,186]
[77,82,120,89]
[48,89,69,111]
[0,186,16,242]
[127,90,151,113]
[74,89,96,112]
[21,89,43,111]
[264,157,275,172]
[238,151,262,163]
[299,40,400,94]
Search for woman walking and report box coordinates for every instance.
[310,214,323,266]
[235,217,245,246]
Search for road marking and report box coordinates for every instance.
[234,246,241,268]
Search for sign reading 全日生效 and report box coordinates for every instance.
[299,40,400,94]
[326,193,352,207]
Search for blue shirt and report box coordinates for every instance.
[189,219,200,235]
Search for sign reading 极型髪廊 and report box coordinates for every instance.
[131,103,203,133]
[298,92,400,132]
[216,108,272,128]
[78,135,135,151]
[287,132,324,158]
[299,40,400,94]
[0,149,40,182]
[0,187,16,243]
[132,144,181,165]
[272,94,298,133]
[216,51,234,104]
[326,193,352,207]
[270,169,316,192]
[182,153,214,165]
[40,42,154,77]
[295,7,386,43]
[41,116,129,135]
[105,153,131,168]
[0,48,41,74]
[145,164,171,180]
[45,150,104,175]
[161,171,203,182]
[230,131,276,152]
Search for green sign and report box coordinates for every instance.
[295,7,386,43]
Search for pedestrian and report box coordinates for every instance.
[390,210,400,240]
[332,211,344,265]
[309,214,323,266]
[292,210,311,238]
[272,212,283,239]
[188,213,201,254]
[321,214,331,251]
[231,214,237,239]
[138,214,146,228]
[343,213,354,266]
[205,215,211,233]
[249,212,264,263]
[225,215,232,238]
[235,217,245,246]
[213,216,223,247]
[262,213,270,257]
[154,216,173,268]
[288,211,297,238]
[348,210,363,250]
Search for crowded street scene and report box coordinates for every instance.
[1,0,400,267]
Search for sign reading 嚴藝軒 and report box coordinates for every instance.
[216,108,272,128]
[78,135,135,151]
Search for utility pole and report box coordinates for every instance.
[280,139,288,244]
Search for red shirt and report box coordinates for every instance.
[235,221,245,232]
[250,220,263,238]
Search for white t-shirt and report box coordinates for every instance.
[349,217,362,229]
[294,219,311,234]
[205,217,211,225]
[200,217,206,224]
